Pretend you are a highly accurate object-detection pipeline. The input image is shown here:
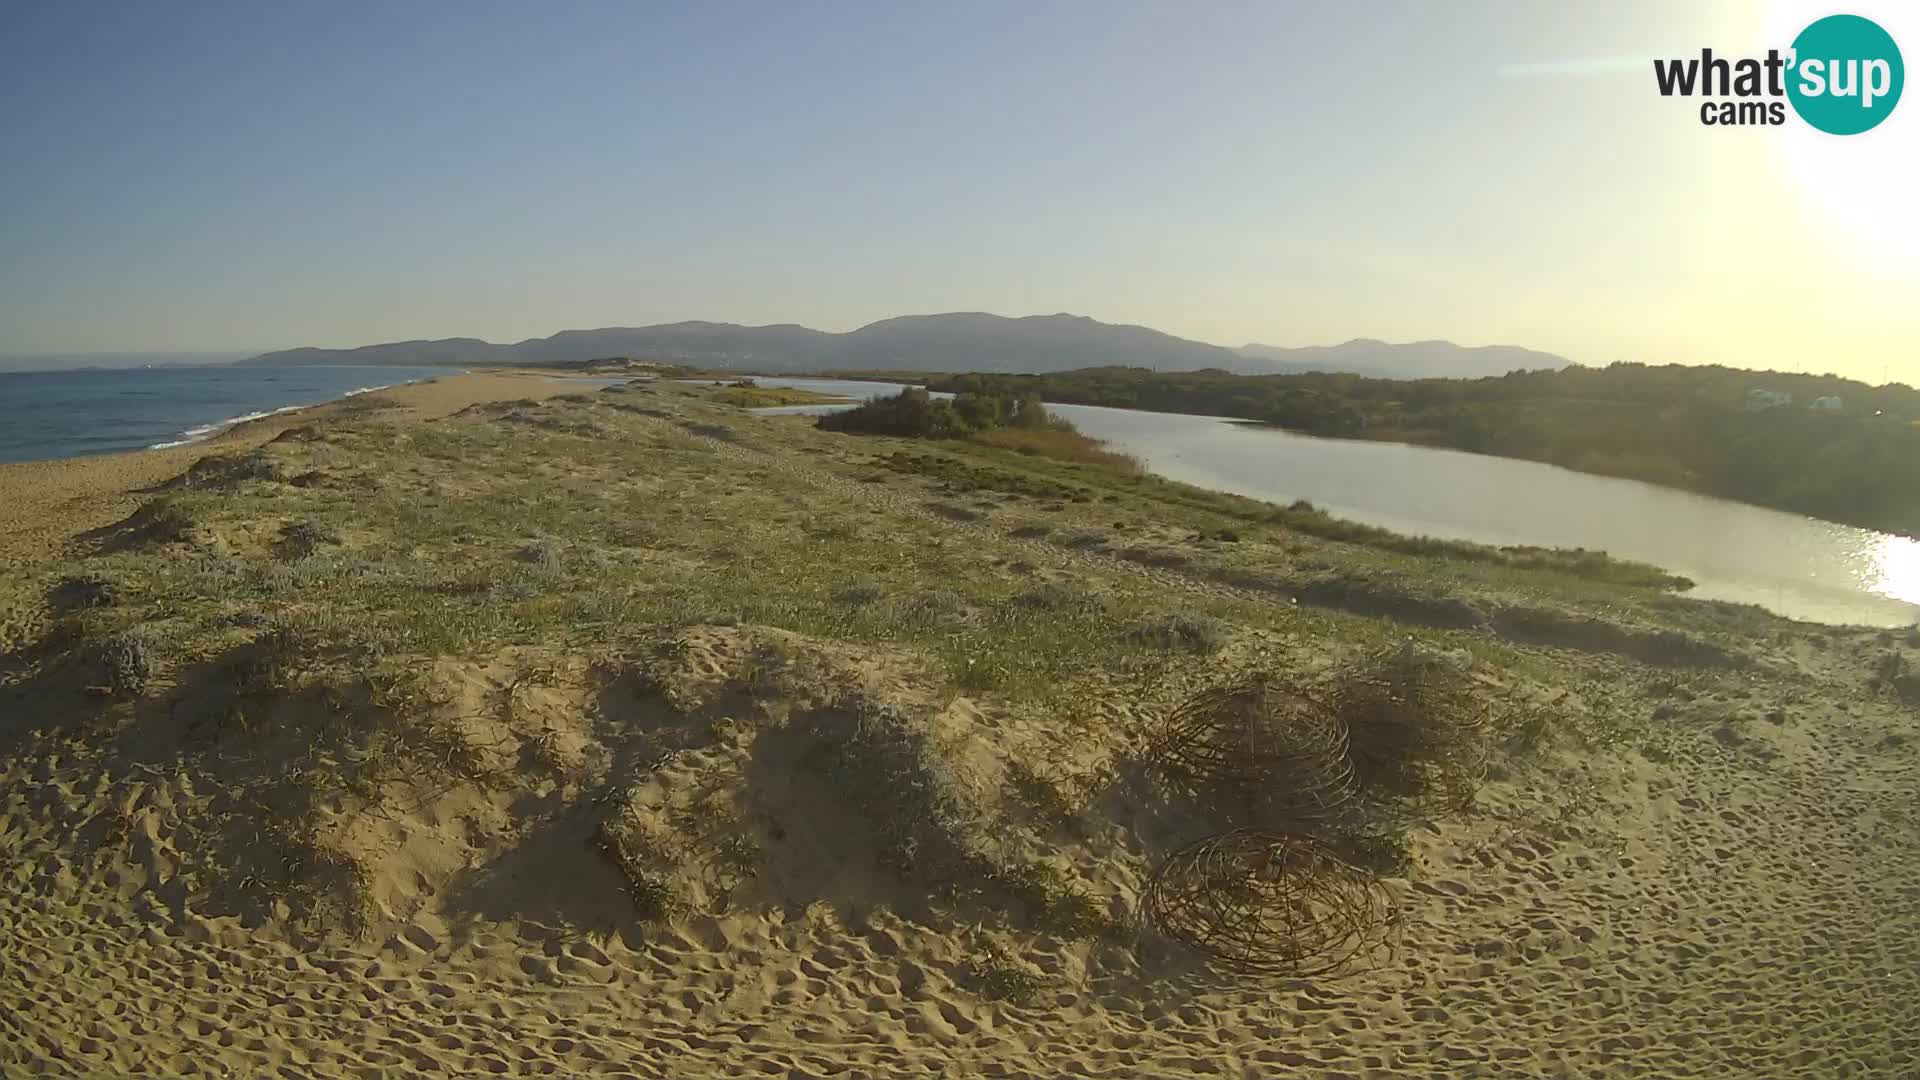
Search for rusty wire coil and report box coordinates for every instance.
[1333,644,1490,812]
[1148,675,1356,824]
[1144,829,1395,975]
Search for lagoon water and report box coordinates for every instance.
[751,377,1920,627]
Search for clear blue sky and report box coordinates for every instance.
[2,0,1914,378]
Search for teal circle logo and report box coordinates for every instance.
[1787,14,1904,134]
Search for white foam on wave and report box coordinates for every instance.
[143,375,433,451]
[146,404,307,449]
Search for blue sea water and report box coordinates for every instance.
[0,365,458,464]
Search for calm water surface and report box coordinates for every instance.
[749,377,1920,627]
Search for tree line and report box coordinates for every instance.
[816,387,1059,438]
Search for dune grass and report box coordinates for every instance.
[966,426,1142,470]
[10,381,1755,771]
[704,385,852,408]
[866,436,1691,591]
[28,401,1273,710]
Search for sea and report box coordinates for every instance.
[0,364,458,464]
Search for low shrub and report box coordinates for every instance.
[1127,612,1229,653]
[50,574,117,611]
[1011,583,1103,614]
[819,387,1060,442]
[182,450,280,489]
[99,632,151,695]
[276,520,341,561]
[831,578,885,606]
[966,946,1045,1005]
[969,426,1140,470]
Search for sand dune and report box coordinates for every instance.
[4,376,1918,1078]
[6,668,1915,1077]
[0,370,591,568]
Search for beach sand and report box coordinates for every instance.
[3,376,1917,1078]
[0,370,590,567]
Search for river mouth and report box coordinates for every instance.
[741,376,1920,629]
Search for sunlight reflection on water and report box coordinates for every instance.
[751,377,1920,627]
[1871,535,1920,606]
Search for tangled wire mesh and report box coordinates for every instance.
[1144,829,1396,975]
[1147,675,1356,824]
[1333,643,1490,813]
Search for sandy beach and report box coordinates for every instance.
[0,371,594,568]
[3,375,1917,1078]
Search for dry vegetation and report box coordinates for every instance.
[696,380,854,408]
[4,376,1918,1077]
[967,424,1143,470]
[0,381,1784,948]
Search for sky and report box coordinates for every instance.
[1,0,1915,380]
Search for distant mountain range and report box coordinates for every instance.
[243,313,1572,380]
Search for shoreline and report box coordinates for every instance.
[750,378,1920,629]
[5,369,1907,631]
[0,365,468,466]
[1226,417,1920,546]
[3,376,1915,1078]
[0,368,622,567]
[141,379,428,452]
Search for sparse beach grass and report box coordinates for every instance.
[2,372,1914,1078]
[699,383,853,408]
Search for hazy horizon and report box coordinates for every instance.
[3,1,1915,380]
[0,316,1572,372]
[0,315,1908,387]
[0,314,1902,387]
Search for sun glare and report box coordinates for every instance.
[1871,534,1920,605]
[1768,1,1920,280]
[1777,114,1920,279]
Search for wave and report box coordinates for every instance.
[143,375,431,451]
[147,404,306,449]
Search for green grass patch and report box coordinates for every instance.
[705,385,851,408]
